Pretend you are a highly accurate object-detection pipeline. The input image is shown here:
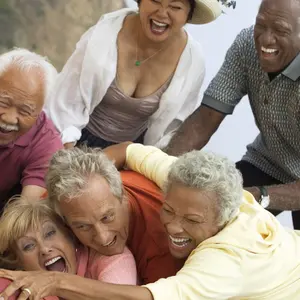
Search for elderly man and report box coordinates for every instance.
[165,0,300,228]
[1,143,300,300]
[0,49,62,210]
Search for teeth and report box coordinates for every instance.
[169,235,190,243]
[261,46,278,53]
[152,20,168,27]
[45,256,61,266]
[103,237,116,247]
[0,123,18,132]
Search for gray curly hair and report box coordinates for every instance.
[164,150,243,226]
[46,147,123,216]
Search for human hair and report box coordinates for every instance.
[164,150,243,226]
[0,196,67,269]
[136,0,196,21]
[0,48,57,103]
[46,146,124,216]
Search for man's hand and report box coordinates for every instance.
[103,142,133,170]
[21,185,46,202]
[64,142,75,149]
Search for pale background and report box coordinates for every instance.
[125,0,293,228]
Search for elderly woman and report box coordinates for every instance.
[0,197,137,299]
[1,144,300,299]
[45,0,221,149]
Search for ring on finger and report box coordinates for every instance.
[23,288,32,296]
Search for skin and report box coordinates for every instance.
[161,183,221,259]
[59,175,129,256]
[254,0,300,73]
[64,0,191,148]
[0,65,47,200]
[14,218,77,275]
[166,0,300,211]
[0,184,222,300]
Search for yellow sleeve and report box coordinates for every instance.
[145,247,243,300]
[125,143,178,189]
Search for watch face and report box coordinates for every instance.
[261,197,270,209]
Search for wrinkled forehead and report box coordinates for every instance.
[258,0,300,21]
[0,65,45,102]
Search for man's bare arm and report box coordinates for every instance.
[247,180,300,211]
[166,105,226,156]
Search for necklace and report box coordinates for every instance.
[135,31,164,66]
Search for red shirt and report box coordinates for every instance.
[0,111,63,207]
[121,171,183,284]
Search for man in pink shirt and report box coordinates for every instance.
[0,49,63,211]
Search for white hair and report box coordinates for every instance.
[164,151,244,226]
[0,48,57,103]
[46,146,124,216]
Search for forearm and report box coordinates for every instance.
[56,273,153,300]
[166,106,225,156]
[246,180,300,211]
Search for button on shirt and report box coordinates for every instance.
[202,26,300,183]
[0,111,63,208]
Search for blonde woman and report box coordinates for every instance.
[0,197,137,299]
[45,0,221,149]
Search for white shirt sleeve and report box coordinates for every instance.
[44,26,95,144]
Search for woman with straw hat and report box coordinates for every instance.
[46,0,221,150]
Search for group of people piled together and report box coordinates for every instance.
[0,0,300,299]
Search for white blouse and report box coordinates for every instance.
[45,8,205,148]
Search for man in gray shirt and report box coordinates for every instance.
[167,0,300,228]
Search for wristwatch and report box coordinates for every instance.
[257,186,270,209]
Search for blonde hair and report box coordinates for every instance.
[0,196,67,269]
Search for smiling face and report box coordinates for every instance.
[59,175,129,256]
[138,0,191,43]
[15,218,77,274]
[0,66,44,145]
[254,0,300,73]
[161,183,221,259]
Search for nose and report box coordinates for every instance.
[93,224,113,246]
[40,242,53,256]
[261,29,276,46]
[0,108,18,125]
[166,219,184,236]
[156,4,169,19]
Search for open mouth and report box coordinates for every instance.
[0,127,14,134]
[103,236,117,248]
[150,19,169,35]
[261,46,279,58]
[44,256,67,273]
[169,235,192,248]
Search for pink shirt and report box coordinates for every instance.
[76,246,137,285]
[0,111,63,207]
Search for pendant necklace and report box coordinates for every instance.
[135,31,164,67]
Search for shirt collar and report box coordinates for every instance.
[282,52,300,81]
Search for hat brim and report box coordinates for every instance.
[189,0,222,24]
[133,0,221,25]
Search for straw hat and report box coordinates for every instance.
[134,0,222,24]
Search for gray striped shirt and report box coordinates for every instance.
[203,26,300,183]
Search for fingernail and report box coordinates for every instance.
[0,296,4,300]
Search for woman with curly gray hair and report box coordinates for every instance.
[1,144,300,299]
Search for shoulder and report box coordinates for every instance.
[28,112,62,154]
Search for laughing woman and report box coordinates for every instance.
[0,197,137,299]
[45,0,221,149]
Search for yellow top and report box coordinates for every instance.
[126,143,300,299]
